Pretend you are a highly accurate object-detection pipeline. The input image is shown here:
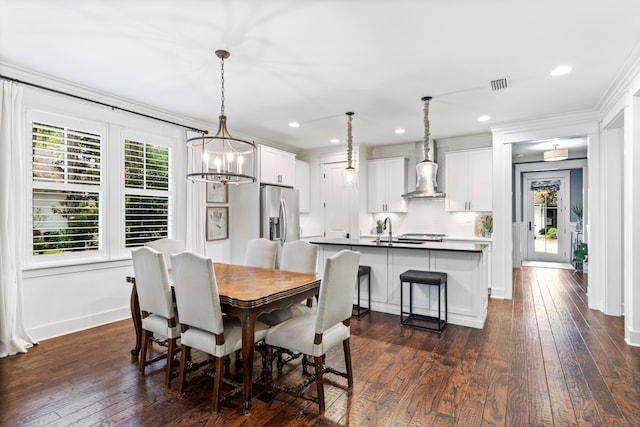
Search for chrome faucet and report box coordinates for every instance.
[383,217,392,243]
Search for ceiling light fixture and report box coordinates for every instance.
[395,128,406,134]
[477,115,491,122]
[544,144,568,161]
[288,121,300,128]
[330,138,340,144]
[344,112,356,185]
[186,49,256,185]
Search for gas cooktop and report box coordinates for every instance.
[396,233,447,242]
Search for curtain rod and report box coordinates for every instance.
[1,74,208,134]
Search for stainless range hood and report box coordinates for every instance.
[402,96,445,199]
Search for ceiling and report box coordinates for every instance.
[2,1,640,154]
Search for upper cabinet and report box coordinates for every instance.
[260,145,295,187]
[295,159,310,213]
[445,148,492,212]
[367,157,407,213]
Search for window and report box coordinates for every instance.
[124,139,171,247]
[31,120,102,256]
[27,109,177,264]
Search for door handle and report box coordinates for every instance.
[528,221,532,231]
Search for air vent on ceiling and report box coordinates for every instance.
[490,76,511,91]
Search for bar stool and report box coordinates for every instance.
[400,270,447,332]
[352,265,371,318]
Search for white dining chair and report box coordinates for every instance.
[145,238,185,269]
[244,238,278,269]
[170,251,270,412]
[131,247,180,388]
[264,249,360,414]
[258,240,318,326]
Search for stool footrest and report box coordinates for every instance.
[401,312,446,332]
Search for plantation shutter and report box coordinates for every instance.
[31,121,102,255]
[124,139,171,247]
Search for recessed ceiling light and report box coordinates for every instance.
[477,115,491,122]
[288,121,300,128]
[394,128,406,134]
[330,138,340,144]
[550,65,572,77]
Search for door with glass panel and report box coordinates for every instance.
[525,171,570,263]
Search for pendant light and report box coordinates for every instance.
[543,144,568,162]
[344,112,356,184]
[186,50,257,185]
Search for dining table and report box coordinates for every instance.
[126,262,321,415]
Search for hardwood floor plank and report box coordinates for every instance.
[2,267,640,426]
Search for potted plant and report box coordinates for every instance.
[481,215,493,237]
[572,242,588,271]
[375,219,384,234]
[571,203,583,231]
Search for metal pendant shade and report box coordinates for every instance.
[186,50,257,185]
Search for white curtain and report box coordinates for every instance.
[185,131,206,256]
[0,81,37,357]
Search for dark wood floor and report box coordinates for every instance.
[2,268,640,426]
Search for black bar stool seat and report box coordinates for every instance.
[353,265,371,318]
[400,270,447,332]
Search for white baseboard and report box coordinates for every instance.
[28,307,131,342]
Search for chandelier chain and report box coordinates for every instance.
[220,55,225,116]
[423,97,431,161]
[347,114,353,168]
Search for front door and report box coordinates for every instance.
[525,171,570,263]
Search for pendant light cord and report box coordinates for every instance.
[423,96,431,161]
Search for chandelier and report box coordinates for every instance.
[186,50,256,185]
[344,112,356,184]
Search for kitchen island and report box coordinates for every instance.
[310,237,490,329]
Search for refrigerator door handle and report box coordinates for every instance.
[280,198,288,243]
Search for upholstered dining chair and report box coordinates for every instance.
[145,238,185,269]
[264,249,360,414]
[244,238,278,269]
[170,252,270,412]
[131,247,180,388]
[258,240,318,326]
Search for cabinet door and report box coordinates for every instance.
[445,151,469,211]
[467,149,492,212]
[260,146,296,186]
[385,158,407,213]
[367,160,386,212]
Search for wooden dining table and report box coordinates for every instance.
[127,262,320,415]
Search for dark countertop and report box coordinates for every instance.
[309,237,488,253]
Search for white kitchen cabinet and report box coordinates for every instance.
[367,157,407,213]
[295,159,310,213]
[260,145,295,186]
[445,148,492,212]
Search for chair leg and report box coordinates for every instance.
[139,329,150,374]
[212,356,225,412]
[343,338,354,387]
[314,356,325,414]
[177,345,190,394]
[165,337,177,388]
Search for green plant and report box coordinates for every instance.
[481,215,493,233]
[539,228,547,235]
[571,203,583,221]
[572,242,588,264]
[547,227,558,239]
[376,219,384,228]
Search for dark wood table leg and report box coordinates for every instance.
[129,281,142,359]
[240,310,257,416]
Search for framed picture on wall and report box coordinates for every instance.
[206,181,228,203]
[206,207,228,241]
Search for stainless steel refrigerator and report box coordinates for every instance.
[260,185,300,245]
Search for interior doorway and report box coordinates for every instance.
[321,161,351,239]
[524,171,570,263]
